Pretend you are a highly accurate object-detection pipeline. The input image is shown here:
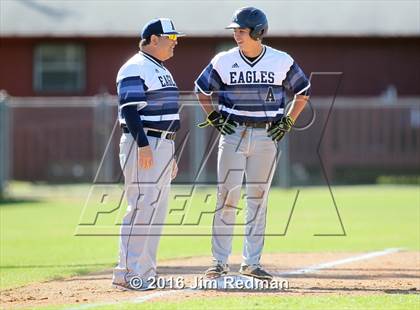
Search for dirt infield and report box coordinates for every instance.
[1,251,419,309]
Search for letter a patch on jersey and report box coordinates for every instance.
[265,86,276,103]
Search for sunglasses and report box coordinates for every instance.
[160,34,177,41]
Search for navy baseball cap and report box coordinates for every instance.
[141,18,185,39]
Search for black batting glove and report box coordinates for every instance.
[267,115,295,142]
[197,110,237,135]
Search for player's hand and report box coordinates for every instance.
[137,146,153,169]
[171,159,178,180]
[197,110,237,135]
[267,115,295,142]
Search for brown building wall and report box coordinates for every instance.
[271,37,420,96]
[0,38,34,96]
[1,37,419,97]
[84,38,134,95]
[2,36,419,183]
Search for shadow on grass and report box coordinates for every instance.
[0,197,42,206]
[51,268,95,280]
[299,286,419,295]
[0,263,112,269]
[282,272,419,280]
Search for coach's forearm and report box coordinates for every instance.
[196,93,215,115]
[122,105,149,147]
[288,95,309,121]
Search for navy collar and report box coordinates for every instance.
[140,51,165,69]
[239,45,266,68]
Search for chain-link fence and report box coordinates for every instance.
[1,93,419,190]
[0,91,10,198]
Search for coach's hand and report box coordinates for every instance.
[267,115,295,142]
[197,110,237,135]
[138,145,153,169]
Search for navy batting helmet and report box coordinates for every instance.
[226,7,268,40]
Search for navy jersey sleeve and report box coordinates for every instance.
[117,76,149,147]
[194,63,223,96]
[118,76,147,108]
[283,62,311,96]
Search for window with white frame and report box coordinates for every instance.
[34,44,85,93]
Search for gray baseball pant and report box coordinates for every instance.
[212,126,279,266]
[113,133,174,284]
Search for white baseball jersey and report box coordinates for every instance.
[116,52,180,132]
[195,45,310,123]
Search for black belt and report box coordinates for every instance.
[237,122,271,128]
[147,130,176,140]
[122,127,176,141]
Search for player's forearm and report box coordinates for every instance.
[196,93,215,115]
[288,95,309,121]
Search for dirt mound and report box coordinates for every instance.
[1,252,419,309]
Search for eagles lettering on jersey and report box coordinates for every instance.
[116,52,180,132]
[230,71,275,84]
[195,45,311,123]
[158,75,176,87]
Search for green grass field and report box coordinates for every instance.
[31,295,420,310]
[1,183,419,309]
[84,295,420,310]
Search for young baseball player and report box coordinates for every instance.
[112,18,184,290]
[195,7,310,280]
